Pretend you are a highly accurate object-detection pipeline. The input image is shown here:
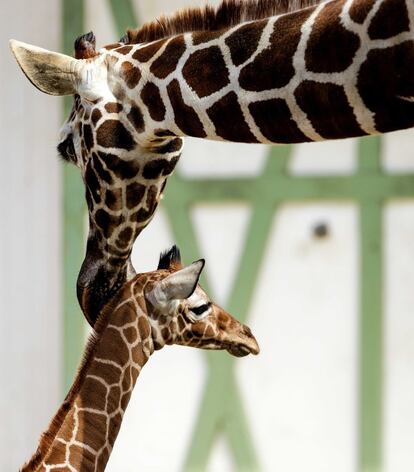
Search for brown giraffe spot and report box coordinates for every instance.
[177,315,186,331]
[155,138,182,156]
[113,84,126,102]
[154,129,175,137]
[132,344,146,365]
[348,0,375,23]
[46,440,67,463]
[207,91,258,142]
[368,0,410,40]
[121,61,142,89]
[141,82,166,121]
[111,301,136,327]
[161,327,170,341]
[85,164,101,204]
[146,185,158,212]
[105,102,123,113]
[183,46,230,98]
[138,316,151,338]
[76,410,107,450]
[90,359,122,383]
[192,29,223,45]
[69,444,96,469]
[122,366,132,391]
[107,386,121,414]
[240,9,312,91]
[82,124,94,151]
[143,159,168,179]
[167,80,206,137]
[101,328,130,365]
[162,155,180,176]
[100,152,140,179]
[116,45,133,55]
[104,42,122,50]
[95,209,123,239]
[124,326,137,343]
[151,36,186,79]
[132,366,140,379]
[91,108,102,125]
[117,226,133,248]
[97,447,111,471]
[120,392,131,411]
[96,120,135,150]
[249,98,310,143]
[126,182,146,209]
[58,410,75,442]
[105,187,123,211]
[127,105,145,131]
[225,20,266,66]
[358,41,414,132]
[81,377,107,411]
[306,0,360,73]
[294,81,363,139]
[205,325,215,337]
[132,39,166,62]
[93,154,113,184]
[109,413,123,441]
[184,331,194,341]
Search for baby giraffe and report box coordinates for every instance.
[23,246,259,471]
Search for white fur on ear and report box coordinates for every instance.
[147,260,205,307]
[10,39,79,96]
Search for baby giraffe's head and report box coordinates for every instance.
[140,246,260,357]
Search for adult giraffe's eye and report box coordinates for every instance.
[191,303,211,316]
[57,135,76,163]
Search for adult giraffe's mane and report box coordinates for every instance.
[126,0,322,44]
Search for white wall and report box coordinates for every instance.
[0,1,62,469]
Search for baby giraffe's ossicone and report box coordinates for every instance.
[23,246,259,471]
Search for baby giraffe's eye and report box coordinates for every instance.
[190,303,211,317]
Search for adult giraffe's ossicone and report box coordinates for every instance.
[10,0,414,326]
[22,246,259,471]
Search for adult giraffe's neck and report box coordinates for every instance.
[23,281,154,471]
[145,0,414,143]
[78,140,182,327]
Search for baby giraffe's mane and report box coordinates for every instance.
[126,0,321,43]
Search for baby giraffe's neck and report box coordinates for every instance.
[23,280,155,471]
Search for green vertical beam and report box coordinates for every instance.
[358,137,383,472]
[107,0,137,36]
[62,0,87,393]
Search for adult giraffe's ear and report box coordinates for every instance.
[9,39,79,96]
[147,260,205,306]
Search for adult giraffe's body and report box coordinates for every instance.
[22,247,259,471]
[10,0,414,325]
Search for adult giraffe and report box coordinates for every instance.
[10,0,414,325]
[22,246,259,471]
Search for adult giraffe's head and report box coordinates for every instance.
[10,33,183,326]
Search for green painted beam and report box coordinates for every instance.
[165,173,414,203]
[107,0,137,37]
[357,137,383,472]
[63,0,87,393]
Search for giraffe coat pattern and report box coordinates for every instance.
[10,0,414,327]
[21,248,259,471]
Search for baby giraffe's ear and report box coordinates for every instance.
[148,260,205,306]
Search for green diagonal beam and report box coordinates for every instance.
[163,147,292,471]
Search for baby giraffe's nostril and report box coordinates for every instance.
[243,325,253,337]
